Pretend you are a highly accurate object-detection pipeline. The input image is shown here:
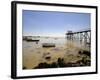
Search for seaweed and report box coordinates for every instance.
[78,50,90,56]
[57,58,66,67]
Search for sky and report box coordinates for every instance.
[22,10,90,37]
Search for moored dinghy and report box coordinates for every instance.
[42,43,55,47]
[26,39,39,42]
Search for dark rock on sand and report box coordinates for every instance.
[34,63,51,69]
[50,62,58,68]
[78,50,82,54]
[45,56,51,60]
[81,57,91,66]
[33,54,91,69]
[34,62,58,69]
[23,66,27,69]
[83,50,90,56]
[79,50,90,56]
[57,58,66,67]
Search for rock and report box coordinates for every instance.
[78,50,82,54]
[35,63,51,68]
[79,50,90,56]
[42,43,55,47]
[23,66,27,69]
[57,58,66,67]
[81,57,91,66]
[45,56,51,60]
[50,62,58,68]
[83,50,90,56]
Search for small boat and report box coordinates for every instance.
[42,43,55,47]
[26,39,39,42]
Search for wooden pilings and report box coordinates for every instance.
[66,30,91,46]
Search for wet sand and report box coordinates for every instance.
[23,37,90,69]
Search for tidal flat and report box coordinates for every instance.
[22,37,90,69]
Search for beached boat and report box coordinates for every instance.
[42,43,55,47]
[26,39,39,42]
[23,36,40,42]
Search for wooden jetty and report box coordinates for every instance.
[66,29,91,45]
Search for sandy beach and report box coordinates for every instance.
[23,37,90,69]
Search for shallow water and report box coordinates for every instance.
[23,37,90,69]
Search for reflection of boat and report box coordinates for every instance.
[42,43,55,47]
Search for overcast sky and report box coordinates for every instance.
[22,10,90,37]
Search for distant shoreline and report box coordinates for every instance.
[23,36,66,38]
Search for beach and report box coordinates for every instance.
[23,37,90,69]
